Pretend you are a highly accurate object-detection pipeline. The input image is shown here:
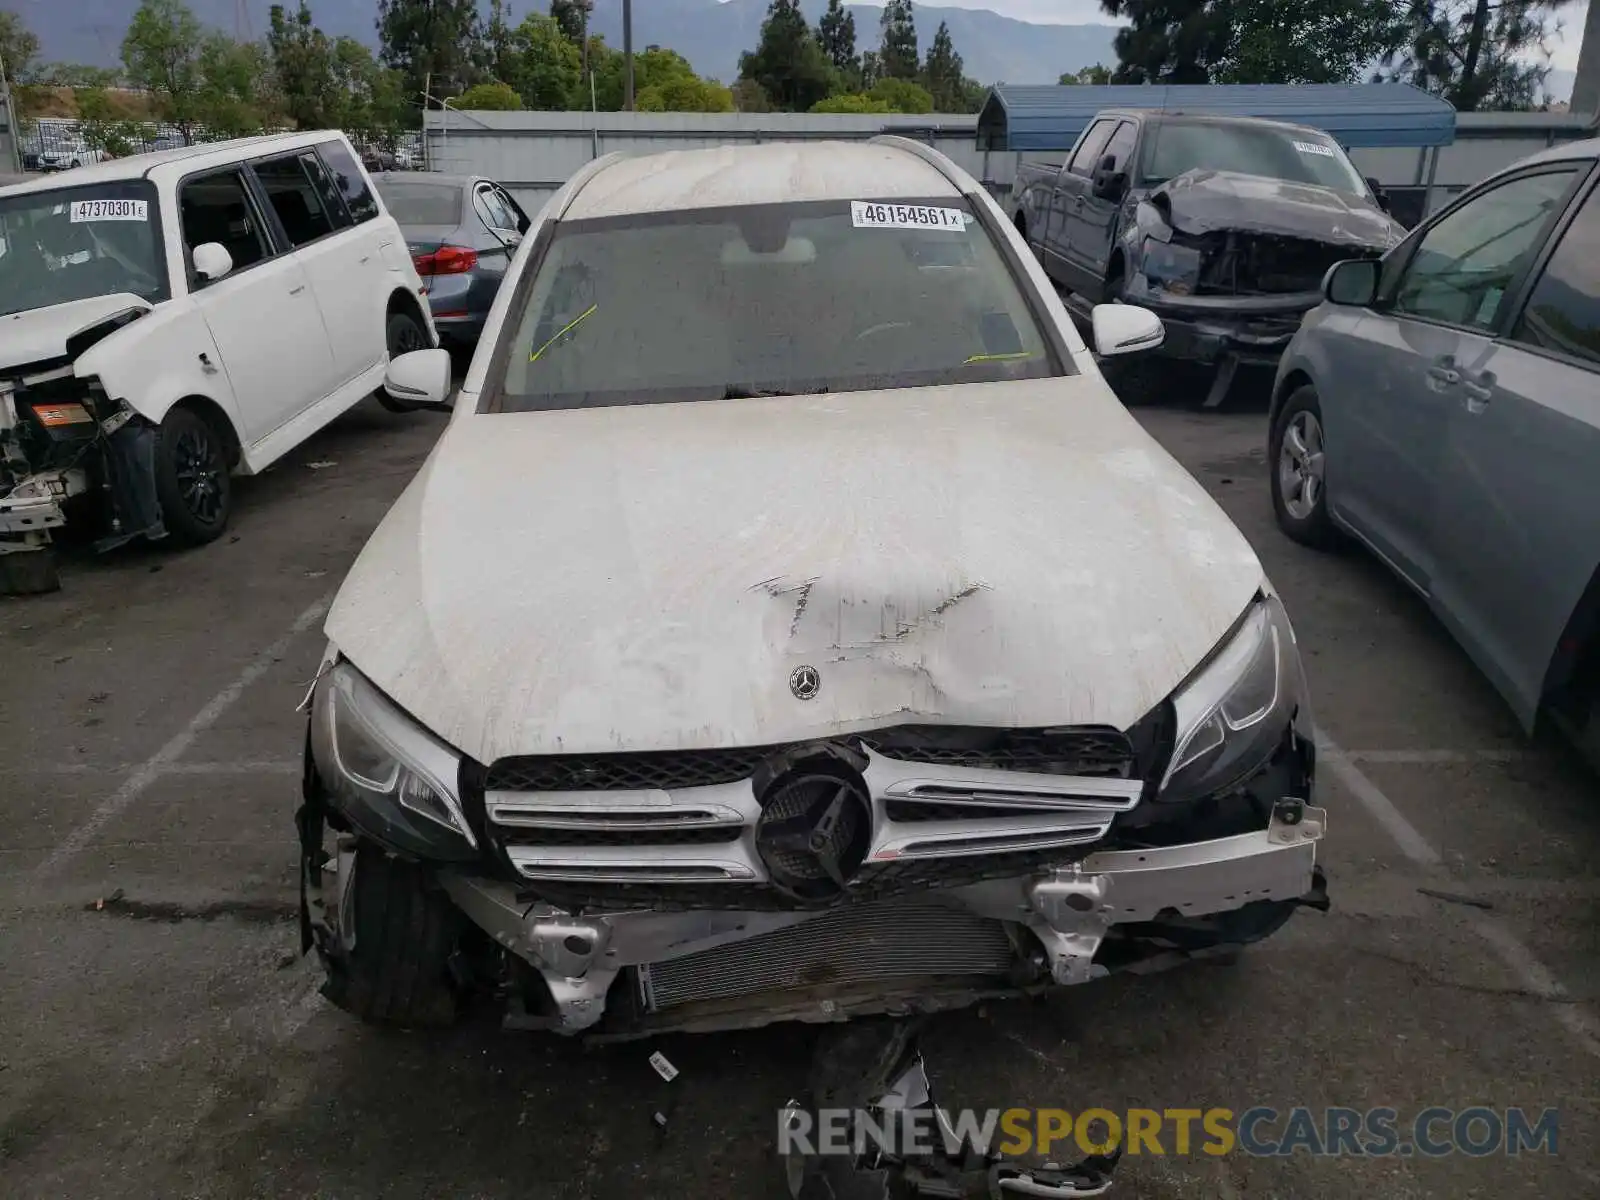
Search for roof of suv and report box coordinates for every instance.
[0,131,353,198]
[566,140,960,220]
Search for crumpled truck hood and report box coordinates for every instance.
[1152,169,1403,247]
[326,379,1266,763]
[0,293,153,375]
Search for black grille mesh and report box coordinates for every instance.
[485,725,1136,794]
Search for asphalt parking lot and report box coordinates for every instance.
[3,383,1598,1199]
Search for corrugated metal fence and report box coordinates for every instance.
[423,107,1595,226]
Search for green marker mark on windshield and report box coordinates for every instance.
[529,303,599,363]
[963,350,1035,365]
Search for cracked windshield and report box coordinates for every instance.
[491,197,1067,411]
[0,183,168,316]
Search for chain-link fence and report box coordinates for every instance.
[17,116,424,173]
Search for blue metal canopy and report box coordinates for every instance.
[978,83,1456,151]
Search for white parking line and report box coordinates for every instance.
[1317,726,1600,1060]
[35,592,334,876]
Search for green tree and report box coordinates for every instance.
[377,0,483,108]
[868,76,933,112]
[810,92,893,112]
[738,0,837,112]
[269,2,337,129]
[859,49,883,88]
[455,79,523,109]
[1060,63,1115,84]
[878,0,920,81]
[512,13,582,109]
[817,0,859,79]
[921,20,965,110]
[483,0,519,87]
[637,76,735,112]
[122,0,208,142]
[194,33,275,137]
[77,88,144,157]
[1375,0,1571,110]
[1101,0,1410,87]
[0,11,41,83]
[333,38,410,136]
[731,77,773,111]
[550,0,593,45]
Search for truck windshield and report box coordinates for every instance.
[1141,122,1369,195]
[486,197,1066,413]
[0,180,169,318]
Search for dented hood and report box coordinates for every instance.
[0,293,152,375]
[1152,169,1402,247]
[327,379,1266,762]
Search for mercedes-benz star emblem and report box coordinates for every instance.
[789,664,821,700]
[755,771,872,903]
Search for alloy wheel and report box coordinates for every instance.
[1278,410,1326,521]
[172,424,224,525]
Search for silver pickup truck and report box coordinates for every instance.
[1013,109,1406,404]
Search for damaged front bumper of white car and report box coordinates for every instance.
[298,593,1328,1039]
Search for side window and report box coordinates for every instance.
[1512,183,1600,367]
[1389,168,1578,331]
[472,186,502,232]
[178,169,270,281]
[299,152,352,230]
[317,140,380,225]
[253,155,336,247]
[480,186,517,232]
[1100,121,1137,174]
[1067,120,1117,178]
[495,186,529,232]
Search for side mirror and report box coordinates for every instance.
[192,242,234,282]
[384,348,454,408]
[1091,303,1164,357]
[1324,258,1379,307]
[1366,176,1391,212]
[1091,153,1126,201]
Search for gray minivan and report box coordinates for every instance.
[1269,138,1600,762]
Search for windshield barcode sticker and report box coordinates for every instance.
[851,201,967,231]
[1293,141,1335,158]
[69,199,149,223]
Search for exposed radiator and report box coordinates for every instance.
[637,899,1016,1012]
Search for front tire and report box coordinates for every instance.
[154,406,231,545]
[1270,385,1336,548]
[317,847,464,1028]
[376,309,430,414]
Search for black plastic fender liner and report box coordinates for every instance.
[296,724,326,957]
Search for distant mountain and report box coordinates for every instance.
[18,0,1119,89]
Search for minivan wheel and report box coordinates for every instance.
[154,406,231,545]
[1270,385,1336,548]
[316,846,464,1028]
[376,310,430,413]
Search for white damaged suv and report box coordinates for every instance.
[0,132,434,591]
[298,139,1328,1039]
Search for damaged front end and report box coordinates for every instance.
[1122,169,1400,401]
[298,591,1329,1043]
[0,305,164,593]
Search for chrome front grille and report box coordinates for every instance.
[481,726,1146,905]
[636,899,1016,1011]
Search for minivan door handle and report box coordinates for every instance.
[289,284,306,296]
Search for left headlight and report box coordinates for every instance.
[1157,593,1307,805]
[310,661,479,859]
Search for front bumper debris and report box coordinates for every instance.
[432,799,1327,1038]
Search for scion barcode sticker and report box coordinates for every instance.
[1293,141,1335,158]
[69,199,149,223]
[851,201,967,231]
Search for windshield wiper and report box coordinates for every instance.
[722,385,829,399]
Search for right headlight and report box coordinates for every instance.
[309,660,479,861]
[1157,593,1306,805]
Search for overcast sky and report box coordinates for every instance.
[850,0,1589,71]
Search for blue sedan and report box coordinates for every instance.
[372,171,531,349]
